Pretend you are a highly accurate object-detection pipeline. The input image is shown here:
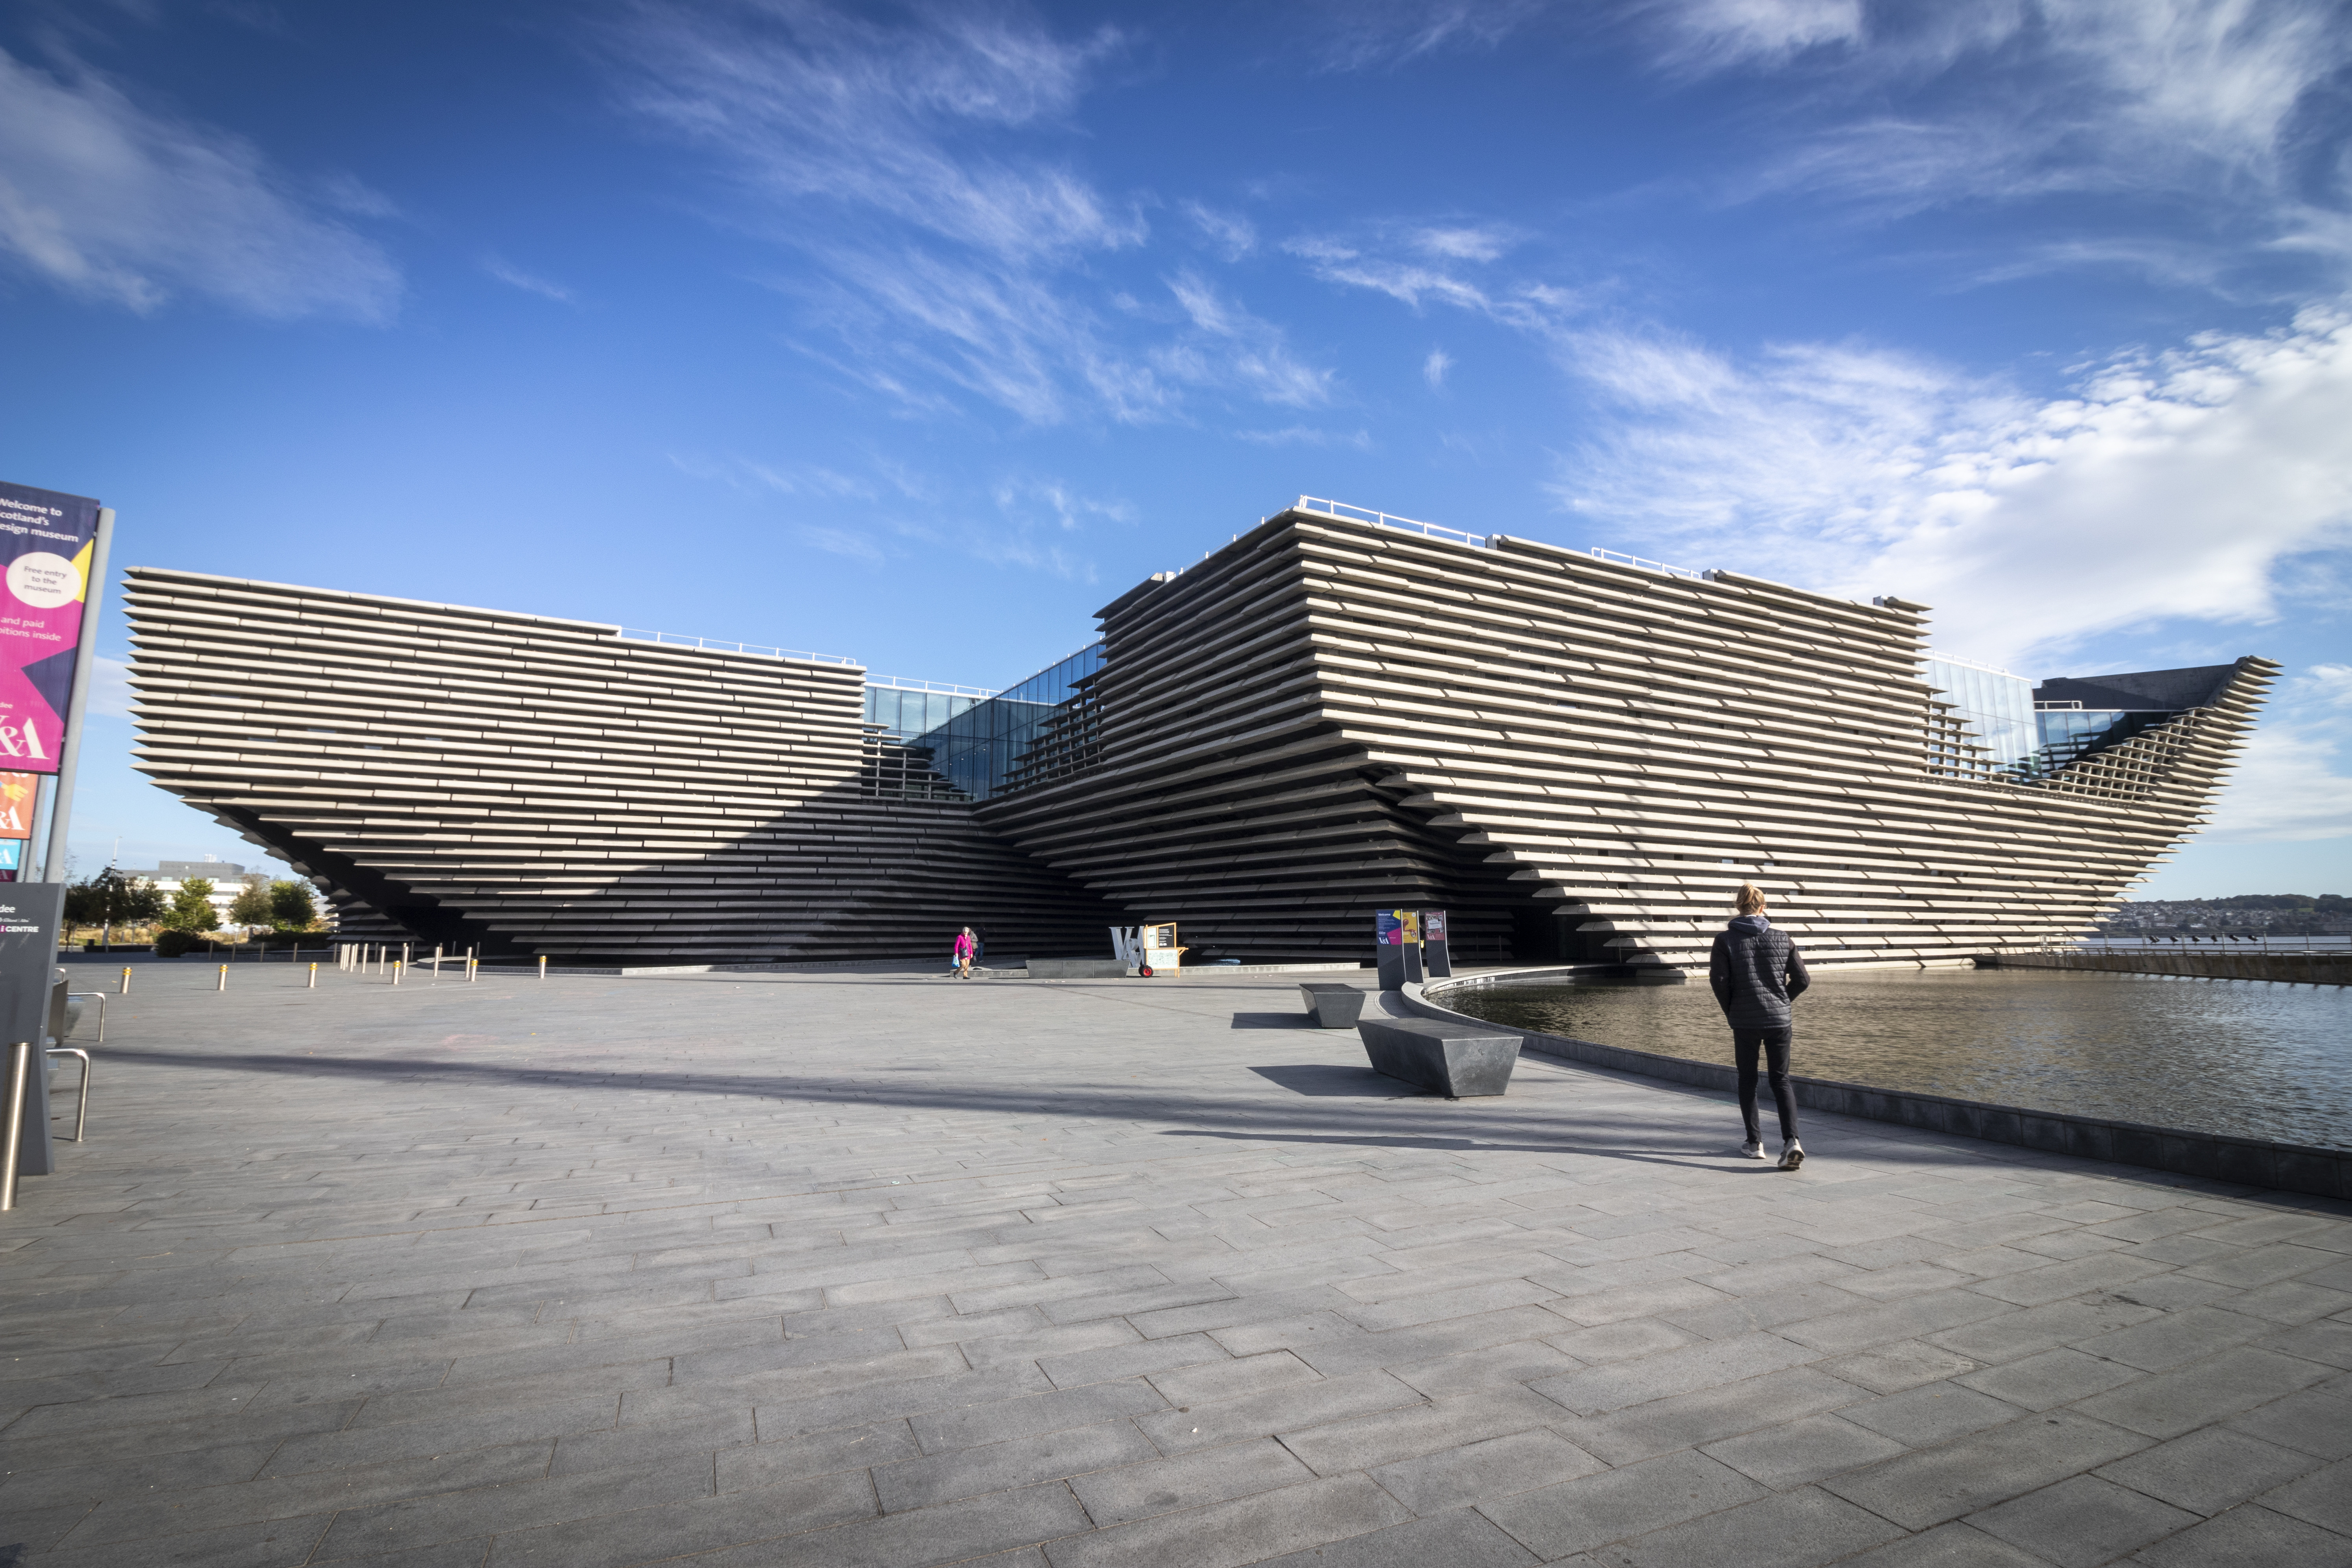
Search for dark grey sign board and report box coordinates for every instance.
[0,881,63,1175]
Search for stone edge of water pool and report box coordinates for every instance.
[1410,970,2352,1203]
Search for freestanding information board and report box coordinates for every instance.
[1375,908,1423,990]
[0,881,63,1191]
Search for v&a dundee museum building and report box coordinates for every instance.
[122,499,2276,972]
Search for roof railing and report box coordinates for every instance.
[1582,545,1706,581]
[867,676,999,698]
[615,628,859,666]
[1292,496,1489,548]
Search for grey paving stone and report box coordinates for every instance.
[963,1320,1140,1373]
[2260,1316,2352,1369]
[1576,1367,1870,1467]
[1818,1340,1982,1396]
[2071,1306,2277,1372]
[1953,1347,2142,1412]
[2259,1454,2352,1535]
[1368,1428,1604,1513]
[1776,1290,2016,1356]
[1036,1331,1227,1389]
[1477,1448,1768,1559]
[1146,1351,1319,1408]
[1542,1319,1699,1365]
[1833,1522,2057,1566]
[1588,1483,1906,1568]
[2223,1386,2352,1459]
[2094,1426,2324,1517]
[2074,1346,2334,1439]
[1926,1296,2163,1364]
[2128,1504,2352,1568]
[34,1511,334,1567]
[312,1451,718,1560]
[719,1422,920,1493]
[1701,1412,1910,1491]
[691,1480,1092,1568]
[1249,1508,1540,1568]
[1066,1436,1316,1526]
[1133,1368,1423,1456]
[1279,1388,1572,1476]
[1841,1382,2029,1447]
[63,1443,551,1547]
[1822,1411,2153,1529]
[1042,1474,1409,1568]
[1967,1473,2199,1567]
[477,1469,876,1568]
[1533,1331,1817,1416]
[876,1420,1159,1513]
[909,1378,1168,1456]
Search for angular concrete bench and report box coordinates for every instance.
[1299,983,1366,1028]
[1356,1016,1520,1097]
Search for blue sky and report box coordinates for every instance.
[4,0,2348,899]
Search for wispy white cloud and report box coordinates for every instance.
[2204,663,2352,842]
[614,2,1335,427]
[1182,201,1257,260]
[0,47,399,318]
[482,255,576,303]
[1423,347,1453,388]
[1309,0,1555,70]
[1552,306,2352,669]
[1160,272,1332,408]
[1234,425,1373,449]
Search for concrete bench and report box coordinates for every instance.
[1356,1016,1520,1097]
[1027,959,1132,979]
[1299,983,1366,1028]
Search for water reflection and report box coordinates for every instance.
[1443,968,2352,1152]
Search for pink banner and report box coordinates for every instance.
[0,482,101,775]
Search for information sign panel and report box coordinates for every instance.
[0,881,62,1175]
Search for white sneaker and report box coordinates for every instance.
[1738,1140,1767,1160]
[1778,1140,1805,1170]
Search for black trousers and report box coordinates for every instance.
[1734,1028,1800,1144]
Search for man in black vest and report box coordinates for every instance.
[1710,882,1810,1169]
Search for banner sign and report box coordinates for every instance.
[0,482,102,775]
[0,774,30,840]
[1377,909,1419,946]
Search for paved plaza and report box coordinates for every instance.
[1,962,2348,1568]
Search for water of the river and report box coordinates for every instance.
[1443,967,2352,1151]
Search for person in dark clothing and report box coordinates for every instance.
[1708,882,1811,1169]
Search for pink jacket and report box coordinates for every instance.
[953,932,975,958]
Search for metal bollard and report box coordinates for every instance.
[0,1041,30,1211]
[539,955,548,980]
[308,963,318,989]
[392,960,402,986]
[120,966,132,995]
[468,957,479,984]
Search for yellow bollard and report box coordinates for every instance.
[120,966,131,996]
[539,955,548,980]
[392,959,402,986]
[307,962,318,990]
[216,965,227,992]
[467,957,478,984]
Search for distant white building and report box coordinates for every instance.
[142,858,248,923]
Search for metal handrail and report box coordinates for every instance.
[1292,496,1490,549]
[65,992,103,1044]
[614,629,861,666]
[1582,546,1706,581]
[866,676,999,698]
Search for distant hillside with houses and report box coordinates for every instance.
[2097,893,2349,935]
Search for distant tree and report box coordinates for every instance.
[269,880,318,930]
[228,876,274,926]
[163,877,218,932]
[64,868,166,945]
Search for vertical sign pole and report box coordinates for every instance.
[40,508,113,885]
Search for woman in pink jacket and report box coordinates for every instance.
[953,926,977,979]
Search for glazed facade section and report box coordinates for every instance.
[121,569,1111,963]
[123,507,2274,969]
